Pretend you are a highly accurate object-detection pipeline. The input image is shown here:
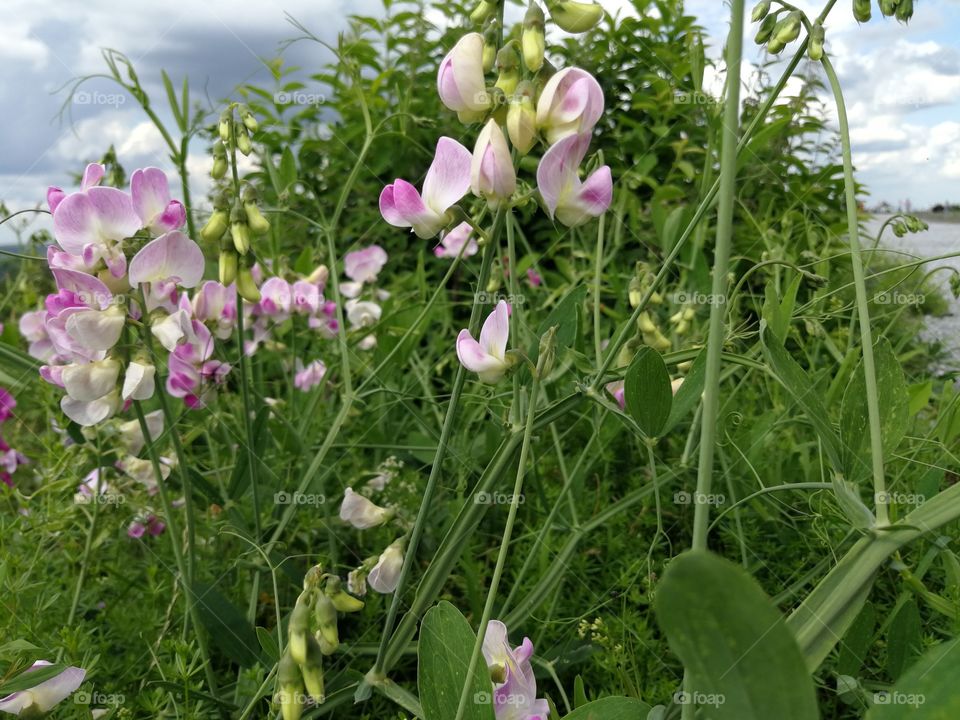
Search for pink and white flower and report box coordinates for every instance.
[367,538,405,593]
[294,359,327,392]
[437,32,491,121]
[456,300,511,384]
[0,660,86,716]
[344,245,388,284]
[192,281,237,339]
[481,621,549,720]
[128,231,205,289]
[434,222,478,259]
[536,132,612,228]
[339,487,393,529]
[471,120,516,208]
[130,167,186,235]
[380,137,472,239]
[536,67,604,145]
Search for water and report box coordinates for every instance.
[870,219,960,372]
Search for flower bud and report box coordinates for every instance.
[313,593,339,655]
[537,324,558,377]
[808,23,825,61]
[853,0,872,22]
[300,634,325,702]
[771,11,801,47]
[506,81,537,155]
[239,103,258,132]
[218,109,233,143]
[896,0,913,22]
[754,12,778,43]
[637,311,657,334]
[522,2,546,72]
[211,142,228,180]
[548,1,603,33]
[470,0,499,24]
[494,44,520,98]
[437,32,492,122]
[878,0,898,17]
[244,201,271,235]
[751,0,771,21]
[288,592,313,665]
[277,649,304,720]
[482,24,498,73]
[200,210,229,243]
[230,206,251,254]
[236,262,261,303]
[236,122,253,155]
[325,577,365,613]
[219,249,238,286]
[471,119,516,208]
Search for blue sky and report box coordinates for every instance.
[1,0,958,245]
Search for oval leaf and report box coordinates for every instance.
[624,346,672,437]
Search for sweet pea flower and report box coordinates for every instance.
[130,167,186,234]
[456,300,511,384]
[0,439,29,489]
[535,67,604,145]
[47,163,103,213]
[481,621,549,720]
[0,389,16,423]
[166,320,231,409]
[0,660,86,716]
[258,277,293,318]
[128,514,166,539]
[128,231,205,289]
[380,137,472,239]
[345,300,382,330]
[434,222,478,259]
[344,245,388,284]
[291,280,321,315]
[294,359,327,392]
[367,538,405,593]
[339,487,393,529]
[121,361,156,401]
[606,380,625,409]
[117,410,163,455]
[192,281,237,339]
[471,120,516,208]
[437,32,491,121]
[536,132,612,228]
[19,310,56,362]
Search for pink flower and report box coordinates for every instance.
[536,67,604,145]
[0,388,16,423]
[380,137,472,239]
[166,319,230,408]
[130,167,186,234]
[0,661,86,716]
[526,268,542,287]
[339,487,392,528]
[128,231,205,289]
[481,621,549,720]
[456,300,511,384]
[434,222,478,259]
[192,281,237,339]
[291,280,321,315]
[344,245,388,284]
[258,277,293,318]
[19,309,56,362]
[294,359,327,392]
[471,120,516,208]
[437,32,491,121]
[606,380,625,409]
[536,132,612,227]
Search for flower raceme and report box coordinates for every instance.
[456,300,513,384]
[380,137,472,239]
[537,131,612,227]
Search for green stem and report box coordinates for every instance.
[453,359,542,720]
[821,54,888,526]
[593,211,606,362]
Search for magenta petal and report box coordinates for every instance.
[379,184,408,227]
[131,167,177,229]
[129,231,205,288]
[422,137,472,214]
[81,163,105,190]
[53,187,140,256]
[47,187,66,213]
[575,165,613,214]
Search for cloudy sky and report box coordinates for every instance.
[1,0,958,244]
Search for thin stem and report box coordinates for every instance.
[821,54,888,526]
[593,212,606,362]
[453,362,542,720]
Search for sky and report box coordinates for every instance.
[1,0,958,244]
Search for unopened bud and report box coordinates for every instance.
[878,0,898,17]
[895,0,913,22]
[230,206,251,254]
[236,262,261,303]
[288,592,313,665]
[313,593,339,655]
[236,123,253,155]
[506,82,537,155]
[494,45,520,98]
[752,0,771,22]
[522,3,546,72]
[808,23,825,60]
[219,249,238,286]
[771,11,802,47]
[548,0,603,33]
[244,201,271,235]
[200,210,229,243]
[637,311,657,334]
[218,109,233,143]
[211,142,227,180]
[853,0,872,22]
[300,635,325,702]
[277,649,304,720]
[239,103,258,132]
[470,0,499,24]
[326,577,364,613]
[536,325,558,377]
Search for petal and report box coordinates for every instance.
[65,307,125,351]
[122,361,156,401]
[130,167,172,226]
[481,620,511,666]
[379,184,408,227]
[62,359,120,401]
[53,187,140,255]
[422,137,472,215]
[456,328,506,382]
[129,231,205,288]
[47,187,66,213]
[28,666,86,712]
[61,393,118,426]
[391,180,446,238]
[81,163,105,191]
[557,165,613,228]
[479,300,509,359]
[536,132,591,218]
[437,33,487,112]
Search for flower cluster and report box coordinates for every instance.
[0,388,28,488]
[482,620,549,720]
[23,163,242,423]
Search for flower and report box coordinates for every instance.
[117,410,163,455]
[128,514,166,539]
[380,137,472,239]
[165,320,231,409]
[481,621,549,720]
[130,167,186,235]
[535,67,604,145]
[0,389,16,423]
[471,120,517,208]
[536,132,612,227]
[294,359,327,392]
[367,538,405,593]
[456,300,511,384]
[258,277,293,318]
[605,380,625,409]
[128,231,205,289]
[434,222,478,259]
[345,300,382,330]
[339,488,393,529]
[437,32,491,121]
[0,660,86,716]
[121,361,156,401]
[344,245,388,284]
[192,281,237,339]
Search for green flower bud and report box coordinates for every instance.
[236,262,261,303]
[211,142,228,180]
[522,2,546,72]
[752,0,771,22]
[878,0,899,17]
[313,593,339,655]
[300,634,326,703]
[288,592,313,665]
[470,0,499,24]
[754,12,778,43]
[494,44,521,98]
[277,649,304,720]
[537,325,558,377]
[896,0,913,22]
[506,81,537,155]
[325,577,364,613]
[808,23,825,61]
[236,123,253,155]
[853,0,872,22]
[239,103,258,132]
[548,0,604,33]
[773,11,802,45]
[219,249,238,286]
[230,219,251,255]
[244,201,271,235]
[482,25,498,73]
[200,209,229,243]
[218,109,233,143]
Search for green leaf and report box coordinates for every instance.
[761,274,801,341]
[278,147,297,192]
[663,348,706,433]
[161,70,185,132]
[0,639,40,659]
[885,599,922,680]
[255,626,279,663]
[573,675,588,709]
[0,663,70,695]
[654,551,818,720]
[835,601,876,677]
[867,639,960,719]
[529,285,587,365]
[908,380,932,416]
[191,581,260,667]
[418,602,494,720]
[840,338,909,479]
[624,347,672,437]
[562,697,651,719]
